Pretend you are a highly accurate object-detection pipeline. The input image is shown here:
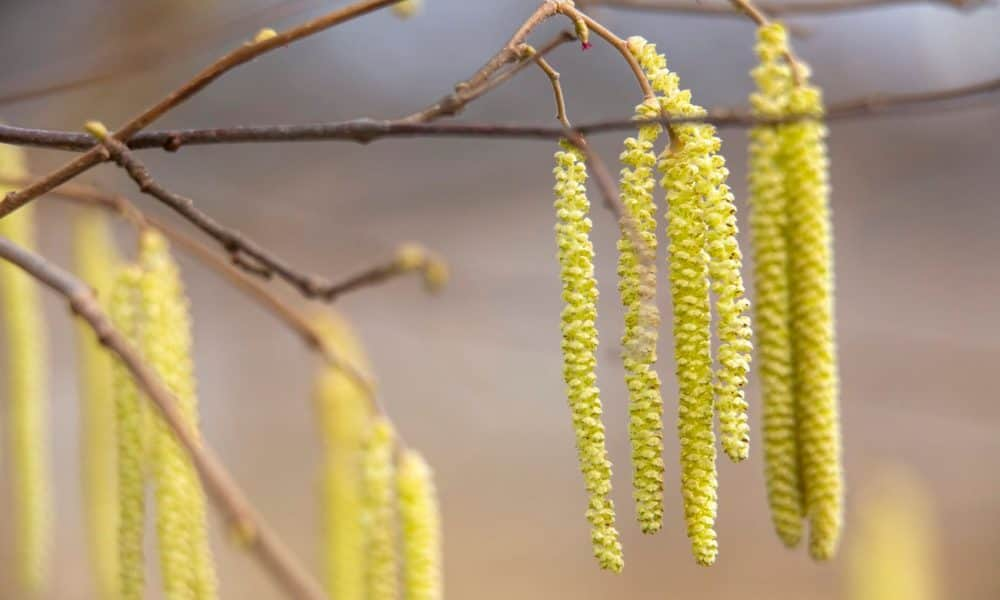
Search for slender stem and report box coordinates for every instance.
[580,0,986,16]
[533,54,572,127]
[0,236,328,600]
[0,0,403,219]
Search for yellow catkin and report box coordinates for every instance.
[617,99,665,534]
[397,450,443,600]
[749,23,804,548]
[848,468,936,600]
[629,37,721,565]
[392,0,422,18]
[783,76,843,561]
[313,312,374,600]
[74,209,122,599]
[0,143,51,593]
[109,266,148,600]
[553,140,624,572]
[138,230,218,600]
[362,418,399,600]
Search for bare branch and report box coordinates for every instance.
[579,0,988,16]
[0,0,404,219]
[0,236,327,600]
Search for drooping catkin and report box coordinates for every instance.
[109,266,148,600]
[0,143,51,593]
[553,140,624,572]
[397,450,443,600]
[138,230,218,600]
[617,99,665,534]
[362,418,399,600]
[749,23,804,548]
[74,209,122,599]
[783,75,843,562]
[629,38,753,468]
[313,312,374,600]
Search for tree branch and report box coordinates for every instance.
[0,0,405,219]
[579,0,987,16]
[0,235,328,600]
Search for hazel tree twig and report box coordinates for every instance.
[0,0,406,220]
[0,235,328,600]
[579,0,988,16]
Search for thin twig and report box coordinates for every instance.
[580,0,988,16]
[0,235,327,600]
[0,0,404,219]
[531,51,572,127]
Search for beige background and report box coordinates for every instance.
[0,0,999,598]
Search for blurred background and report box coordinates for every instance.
[0,0,998,598]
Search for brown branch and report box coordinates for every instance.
[580,0,987,16]
[0,0,404,219]
[0,235,327,600]
[3,75,994,153]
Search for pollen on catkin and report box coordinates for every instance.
[783,73,843,562]
[74,209,122,600]
[617,98,665,534]
[0,143,52,593]
[109,266,148,600]
[749,22,804,548]
[313,312,374,600]
[397,450,443,600]
[138,230,218,600]
[553,140,624,572]
[362,418,399,600]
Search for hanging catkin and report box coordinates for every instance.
[362,418,399,600]
[782,70,843,562]
[313,312,374,600]
[138,230,218,599]
[553,139,624,572]
[749,23,804,548]
[617,98,665,534]
[74,209,122,599]
[397,449,443,600]
[0,143,51,592]
[109,266,148,600]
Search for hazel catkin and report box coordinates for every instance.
[397,449,443,600]
[0,143,52,593]
[749,22,804,548]
[74,209,122,600]
[617,99,666,534]
[362,418,400,600]
[553,139,624,572]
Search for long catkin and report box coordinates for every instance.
[553,140,624,572]
[362,418,399,600]
[617,100,666,535]
[0,143,51,593]
[313,313,374,600]
[783,78,843,561]
[749,23,804,548]
[397,449,443,600]
[138,230,218,599]
[109,266,148,600]
[74,209,122,599]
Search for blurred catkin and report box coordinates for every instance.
[313,312,374,600]
[363,418,399,600]
[138,230,218,599]
[783,77,843,561]
[0,143,51,593]
[110,266,148,600]
[74,209,122,599]
[848,468,937,600]
[398,450,443,600]
[617,99,665,534]
[392,0,422,18]
[553,140,624,572]
[749,23,804,548]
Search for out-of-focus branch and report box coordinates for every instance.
[0,235,327,600]
[579,0,987,16]
[0,0,404,219]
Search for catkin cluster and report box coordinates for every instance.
[314,312,444,600]
[627,36,754,566]
[749,23,843,560]
[0,144,51,593]
[553,140,624,572]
